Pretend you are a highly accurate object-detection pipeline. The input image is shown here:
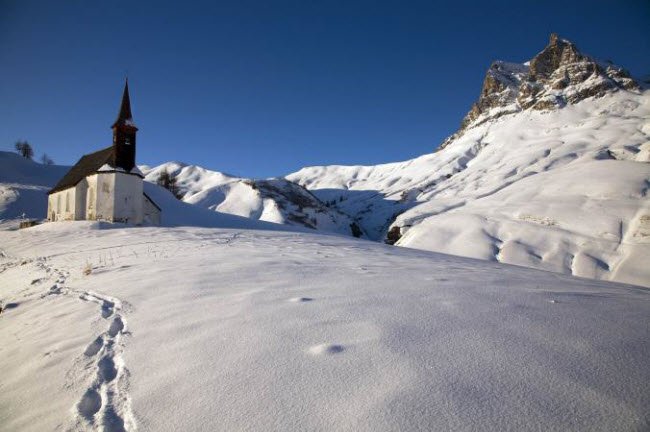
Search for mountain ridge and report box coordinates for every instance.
[286,35,650,286]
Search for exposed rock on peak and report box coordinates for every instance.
[518,33,638,111]
[441,34,640,150]
[460,61,528,131]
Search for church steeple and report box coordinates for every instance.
[112,78,137,129]
[111,78,138,171]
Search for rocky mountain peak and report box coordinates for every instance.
[441,34,640,150]
[527,33,584,82]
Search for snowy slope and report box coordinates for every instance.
[287,37,650,287]
[1,223,649,431]
[0,152,69,220]
[140,162,363,237]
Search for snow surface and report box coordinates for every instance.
[1,222,650,431]
[288,90,650,287]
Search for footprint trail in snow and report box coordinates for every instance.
[33,256,135,431]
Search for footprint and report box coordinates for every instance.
[98,356,118,383]
[289,297,313,303]
[308,344,345,355]
[84,337,104,357]
[108,317,124,337]
[78,389,102,420]
[103,406,126,432]
[101,301,115,318]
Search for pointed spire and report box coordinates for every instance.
[112,78,137,129]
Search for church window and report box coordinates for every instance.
[66,191,71,212]
[57,195,61,214]
[125,137,131,145]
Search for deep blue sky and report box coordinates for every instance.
[2,0,649,178]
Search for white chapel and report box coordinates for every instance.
[47,80,161,225]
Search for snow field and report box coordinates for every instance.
[1,222,649,431]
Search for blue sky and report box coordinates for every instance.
[1,0,649,178]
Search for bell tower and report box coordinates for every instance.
[111,78,138,171]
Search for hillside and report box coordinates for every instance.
[140,163,362,237]
[1,222,649,431]
[287,35,650,287]
[0,152,69,220]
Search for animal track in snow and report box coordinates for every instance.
[308,343,345,355]
[289,297,314,302]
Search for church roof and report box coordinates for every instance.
[111,79,137,129]
[48,146,129,194]
[48,147,113,194]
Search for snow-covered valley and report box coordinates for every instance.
[2,222,649,431]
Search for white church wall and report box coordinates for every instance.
[48,188,77,221]
[95,173,116,221]
[113,173,143,224]
[85,174,98,220]
[74,179,88,220]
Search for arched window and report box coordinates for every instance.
[57,194,61,214]
[66,191,71,212]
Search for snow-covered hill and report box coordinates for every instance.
[287,35,650,287]
[140,162,363,237]
[0,152,69,220]
[2,222,649,431]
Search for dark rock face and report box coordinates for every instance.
[385,226,402,245]
[460,61,528,130]
[440,34,640,151]
[350,222,363,238]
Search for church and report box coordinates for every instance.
[47,80,161,225]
